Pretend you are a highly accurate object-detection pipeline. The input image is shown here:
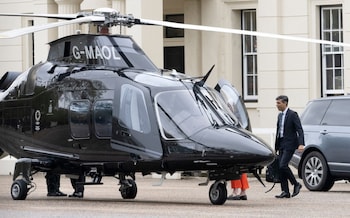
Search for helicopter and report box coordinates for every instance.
[0,8,277,205]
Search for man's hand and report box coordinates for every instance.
[297,145,305,151]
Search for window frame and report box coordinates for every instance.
[164,14,185,38]
[69,100,91,140]
[242,9,258,101]
[93,100,113,139]
[321,6,344,96]
[118,84,151,134]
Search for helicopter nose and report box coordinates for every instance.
[191,126,274,166]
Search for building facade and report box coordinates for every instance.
[0,0,349,143]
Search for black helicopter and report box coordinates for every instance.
[0,8,275,205]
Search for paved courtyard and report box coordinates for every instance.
[0,173,349,217]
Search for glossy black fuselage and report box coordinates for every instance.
[0,34,274,178]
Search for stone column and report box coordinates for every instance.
[55,0,83,37]
[200,0,225,85]
[109,0,126,35]
[110,0,125,14]
[125,0,163,68]
[32,0,58,65]
[184,0,202,76]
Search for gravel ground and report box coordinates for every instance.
[0,173,350,218]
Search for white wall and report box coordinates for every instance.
[0,155,16,175]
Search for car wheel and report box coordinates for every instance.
[301,151,334,191]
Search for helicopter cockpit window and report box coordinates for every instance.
[94,100,112,138]
[119,85,151,133]
[48,35,159,72]
[111,37,159,71]
[219,85,249,129]
[200,87,238,126]
[155,90,213,140]
[69,100,91,139]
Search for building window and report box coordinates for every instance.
[321,6,344,96]
[242,10,258,101]
[164,46,184,72]
[164,14,184,38]
[163,14,185,73]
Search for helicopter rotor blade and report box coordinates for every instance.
[140,18,350,47]
[0,16,105,39]
[1,9,348,47]
[0,12,79,20]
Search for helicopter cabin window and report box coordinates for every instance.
[94,100,112,138]
[119,85,151,133]
[69,100,91,139]
[321,6,344,96]
[242,10,258,101]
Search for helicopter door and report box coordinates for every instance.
[215,79,251,131]
[111,79,162,160]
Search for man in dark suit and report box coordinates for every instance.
[275,95,304,198]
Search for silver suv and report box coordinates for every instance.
[291,96,350,191]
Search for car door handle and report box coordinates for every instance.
[320,130,328,135]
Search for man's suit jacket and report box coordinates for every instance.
[275,108,304,151]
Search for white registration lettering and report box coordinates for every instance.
[72,46,81,59]
[72,46,122,61]
[95,46,103,59]
[112,47,120,60]
[101,46,111,59]
[85,46,95,59]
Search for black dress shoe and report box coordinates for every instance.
[292,183,302,197]
[47,191,67,197]
[275,191,290,198]
[47,192,57,197]
[69,192,84,198]
[240,195,247,200]
[227,195,241,200]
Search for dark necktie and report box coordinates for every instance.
[278,112,283,137]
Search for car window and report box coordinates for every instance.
[301,100,330,125]
[322,99,350,126]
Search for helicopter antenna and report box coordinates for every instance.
[196,65,215,87]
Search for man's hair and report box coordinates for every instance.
[276,95,289,104]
